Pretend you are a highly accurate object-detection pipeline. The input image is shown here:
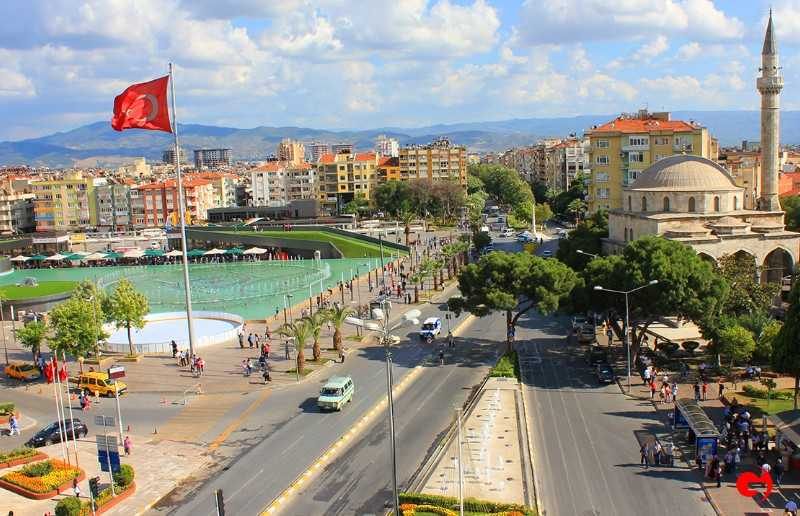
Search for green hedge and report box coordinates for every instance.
[0,403,15,415]
[113,464,134,487]
[55,496,82,516]
[742,384,794,400]
[489,351,519,379]
[399,492,536,515]
[0,447,38,463]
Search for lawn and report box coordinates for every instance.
[734,389,796,416]
[222,230,405,258]
[0,281,76,300]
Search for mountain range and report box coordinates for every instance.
[2,110,799,168]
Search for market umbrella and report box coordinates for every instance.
[204,248,225,256]
[63,253,83,261]
[225,248,244,255]
[165,250,184,257]
[243,247,267,255]
[187,249,206,258]
[145,249,164,257]
[106,251,125,260]
[84,252,108,261]
[45,253,68,261]
[9,255,29,262]
[122,249,144,259]
[28,254,47,261]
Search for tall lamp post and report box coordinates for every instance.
[576,249,598,259]
[593,279,659,392]
[344,302,420,513]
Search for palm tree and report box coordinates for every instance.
[567,199,587,224]
[324,304,355,352]
[399,209,415,246]
[278,319,312,375]
[304,311,326,361]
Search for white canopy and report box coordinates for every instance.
[243,247,267,255]
[204,248,225,256]
[84,252,108,261]
[123,249,144,259]
[45,253,68,261]
[10,255,29,262]
[165,250,184,257]
[71,251,91,257]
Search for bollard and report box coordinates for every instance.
[126,424,131,432]
[153,427,158,434]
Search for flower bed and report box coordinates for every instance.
[0,447,46,469]
[0,459,84,500]
[399,493,535,516]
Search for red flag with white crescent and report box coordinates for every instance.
[111,75,172,133]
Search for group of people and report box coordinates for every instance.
[643,367,678,404]
[639,439,674,468]
[171,340,206,376]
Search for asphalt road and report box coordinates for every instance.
[279,312,505,515]
[516,313,715,516]
[158,294,471,516]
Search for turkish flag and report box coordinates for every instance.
[111,75,172,133]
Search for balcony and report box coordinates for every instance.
[673,143,693,152]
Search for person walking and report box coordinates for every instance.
[775,457,785,487]
[8,414,20,436]
[248,333,254,349]
[171,340,178,358]
[447,331,454,348]
[73,478,81,498]
[718,378,725,400]
[262,366,271,384]
[238,332,244,349]
[643,366,651,385]
[702,380,708,401]
[123,435,131,456]
[640,442,649,468]
[339,349,345,363]
[439,349,445,366]
[654,441,663,465]
[650,380,656,400]
[694,381,701,401]
[715,459,723,488]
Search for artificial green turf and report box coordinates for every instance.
[219,230,405,258]
[0,281,76,300]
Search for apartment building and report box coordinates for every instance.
[378,156,400,182]
[250,162,316,207]
[398,138,467,185]
[32,172,101,232]
[718,150,761,209]
[189,172,239,208]
[129,186,145,228]
[194,148,232,170]
[95,183,131,231]
[316,152,378,214]
[0,179,34,234]
[375,135,399,158]
[587,110,716,212]
[138,178,215,226]
[308,142,331,163]
[162,147,187,165]
[277,139,306,166]
[552,138,590,191]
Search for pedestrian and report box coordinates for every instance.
[640,442,649,468]
[447,331,454,348]
[775,457,785,487]
[718,378,725,399]
[439,349,444,366]
[606,328,613,346]
[694,381,701,401]
[716,460,723,488]
[654,441,663,465]
[285,341,291,360]
[171,340,178,358]
[339,349,345,363]
[254,334,261,348]
[238,332,244,349]
[659,385,665,404]
[73,478,81,498]
[671,381,678,402]
[664,441,674,466]
[246,358,252,376]
[123,435,131,456]
[733,446,741,473]
[643,366,651,385]
[8,414,19,436]
[786,500,798,516]
[702,380,708,401]
[650,380,656,400]
[262,366,271,384]
[248,333,254,349]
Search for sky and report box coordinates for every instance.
[0,0,798,141]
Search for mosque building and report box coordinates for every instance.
[603,11,799,285]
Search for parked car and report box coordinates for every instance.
[26,419,88,447]
[76,371,127,397]
[5,363,41,381]
[596,362,615,383]
[572,315,588,330]
[317,376,355,411]
[541,250,553,258]
[501,228,515,237]
[585,346,608,366]
[578,324,596,344]
[419,317,442,341]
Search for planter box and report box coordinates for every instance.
[95,481,136,514]
[82,357,116,369]
[0,469,85,500]
[117,355,142,363]
[0,452,47,470]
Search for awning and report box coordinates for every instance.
[225,248,244,255]
[674,398,719,437]
[204,248,225,256]
[243,247,267,255]
[145,249,164,257]
[28,254,47,261]
[10,255,29,262]
[105,251,124,259]
[123,249,144,259]
[63,253,84,260]
[84,252,108,261]
[186,249,206,257]
[45,253,68,261]
[769,410,800,446]
[165,250,184,257]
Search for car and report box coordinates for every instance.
[5,363,41,381]
[578,324,596,343]
[572,315,588,330]
[501,228,515,237]
[317,376,354,411]
[481,244,495,254]
[26,419,88,447]
[596,362,615,383]
[585,346,608,366]
[76,371,127,397]
[541,250,553,258]
[419,317,442,341]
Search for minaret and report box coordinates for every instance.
[757,10,783,211]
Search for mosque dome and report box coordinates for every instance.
[629,155,740,192]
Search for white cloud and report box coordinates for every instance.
[260,11,342,58]
[676,41,702,60]
[570,46,593,73]
[633,35,669,61]
[578,74,638,101]
[772,2,800,45]
[0,69,36,97]
[343,61,380,112]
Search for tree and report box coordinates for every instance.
[324,304,355,352]
[472,231,491,250]
[781,195,800,231]
[342,194,370,217]
[105,279,149,356]
[556,210,608,270]
[717,253,780,317]
[449,252,580,351]
[755,320,782,364]
[772,281,800,409]
[399,209,416,246]
[70,281,107,357]
[278,319,312,374]
[718,325,756,367]
[552,173,588,216]
[469,164,532,208]
[466,174,484,195]
[48,296,108,359]
[304,311,326,361]
[511,201,553,229]
[373,181,413,217]
[566,199,587,223]
[584,236,727,361]
[17,320,47,362]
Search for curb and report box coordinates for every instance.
[518,379,540,513]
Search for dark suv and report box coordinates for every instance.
[26,419,88,447]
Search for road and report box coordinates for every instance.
[279,312,505,515]
[516,313,715,516]
[156,292,472,516]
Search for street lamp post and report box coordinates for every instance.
[593,279,659,392]
[576,249,598,259]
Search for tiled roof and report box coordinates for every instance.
[318,154,335,164]
[590,117,699,134]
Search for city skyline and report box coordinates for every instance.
[0,1,797,142]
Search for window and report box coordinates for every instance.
[714,196,720,212]
[594,172,609,182]
[627,196,632,211]
[663,197,670,212]
[629,136,649,146]
[641,197,647,212]
[629,152,644,163]
[595,155,609,165]
[688,197,696,212]
[597,188,609,199]
[596,139,609,148]
[624,228,628,242]
[734,197,739,210]
[654,136,670,146]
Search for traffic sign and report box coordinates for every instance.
[96,434,118,452]
[108,366,126,379]
[98,451,121,473]
[94,415,115,427]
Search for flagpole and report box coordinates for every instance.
[168,63,198,357]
